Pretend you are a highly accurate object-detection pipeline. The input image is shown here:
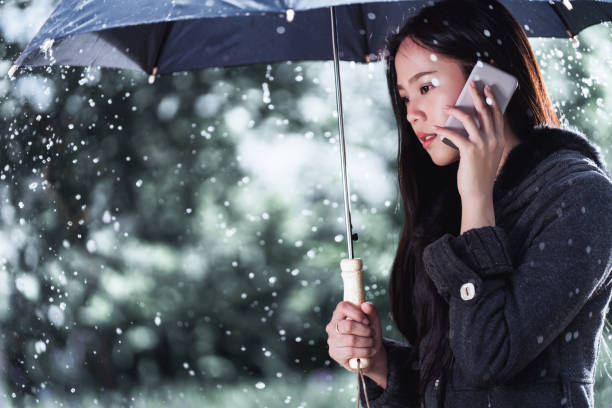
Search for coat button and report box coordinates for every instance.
[460,282,475,301]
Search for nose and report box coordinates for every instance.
[406,101,425,125]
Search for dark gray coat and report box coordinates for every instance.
[361,126,612,408]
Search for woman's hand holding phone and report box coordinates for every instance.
[433,81,505,202]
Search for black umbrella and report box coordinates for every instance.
[8,0,612,373]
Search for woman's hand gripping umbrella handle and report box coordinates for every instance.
[340,258,370,370]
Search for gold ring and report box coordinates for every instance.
[335,321,341,334]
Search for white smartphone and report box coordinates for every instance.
[443,61,518,147]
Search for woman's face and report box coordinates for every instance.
[395,37,466,165]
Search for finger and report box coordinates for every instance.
[483,85,504,141]
[337,334,375,348]
[332,301,369,324]
[331,346,377,364]
[433,125,470,152]
[336,319,373,337]
[443,105,483,147]
[361,302,381,338]
[468,81,494,138]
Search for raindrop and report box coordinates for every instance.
[102,211,112,223]
[255,382,265,390]
[537,335,543,344]
[564,332,572,342]
[483,29,491,37]
[135,179,143,187]
[586,246,591,254]
[86,240,97,253]
[276,26,286,34]
[35,340,47,354]
[334,234,344,243]
[430,54,438,62]
[432,78,439,86]
[538,242,546,250]
[367,12,376,20]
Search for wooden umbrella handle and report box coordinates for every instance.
[340,258,370,370]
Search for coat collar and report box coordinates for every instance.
[493,125,609,202]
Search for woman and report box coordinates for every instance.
[325,1,612,407]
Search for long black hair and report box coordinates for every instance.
[385,0,559,401]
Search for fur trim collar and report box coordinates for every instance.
[493,126,609,202]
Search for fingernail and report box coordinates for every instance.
[470,81,477,88]
[443,105,450,111]
[432,125,439,129]
[371,348,377,354]
[442,137,459,150]
[362,318,370,325]
[485,85,491,92]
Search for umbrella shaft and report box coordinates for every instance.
[330,6,355,260]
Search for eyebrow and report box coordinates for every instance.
[397,70,437,90]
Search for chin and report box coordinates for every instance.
[429,147,460,166]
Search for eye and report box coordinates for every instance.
[420,84,433,94]
[401,83,434,104]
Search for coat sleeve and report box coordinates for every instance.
[422,170,612,387]
[359,338,420,407]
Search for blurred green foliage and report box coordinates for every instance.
[0,1,611,407]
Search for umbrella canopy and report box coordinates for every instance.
[8,0,612,78]
[7,0,612,257]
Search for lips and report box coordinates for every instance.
[416,132,437,142]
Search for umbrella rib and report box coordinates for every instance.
[148,21,175,83]
[357,4,372,62]
[548,1,577,41]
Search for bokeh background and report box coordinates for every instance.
[0,1,611,407]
